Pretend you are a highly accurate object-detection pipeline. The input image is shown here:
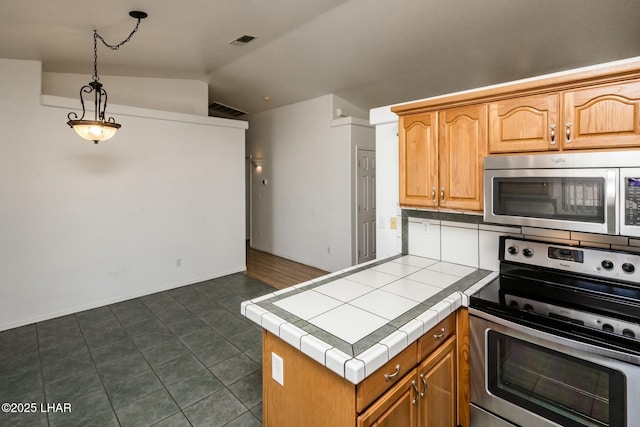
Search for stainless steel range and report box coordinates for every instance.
[469,236,640,427]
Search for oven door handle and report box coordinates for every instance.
[469,308,640,366]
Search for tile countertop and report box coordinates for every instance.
[240,254,497,385]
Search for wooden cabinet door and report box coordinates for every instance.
[562,80,640,150]
[438,105,487,211]
[417,336,456,427]
[488,94,559,153]
[357,369,418,427]
[399,112,438,207]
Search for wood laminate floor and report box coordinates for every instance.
[244,245,328,290]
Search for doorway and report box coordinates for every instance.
[356,147,376,264]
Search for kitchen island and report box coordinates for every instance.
[241,254,496,427]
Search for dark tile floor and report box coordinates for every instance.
[0,273,275,427]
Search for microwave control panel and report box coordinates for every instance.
[625,177,640,226]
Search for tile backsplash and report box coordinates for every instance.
[402,209,640,271]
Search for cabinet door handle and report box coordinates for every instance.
[384,364,400,381]
[550,124,556,145]
[440,187,445,203]
[566,122,572,143]
[420,373,427,397]
[431,187,436,203]
[412,380,419,406]
[433,328,446,339]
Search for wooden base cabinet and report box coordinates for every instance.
[417,336,457,427]
[357,370,418,427]
[358,336,456,427]
[262,311,466,427]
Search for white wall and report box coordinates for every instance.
[43,72,209,116]
[330,96,370,120]
[246,94,374,272]
[0,59,247,331]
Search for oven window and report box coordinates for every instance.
[493,177,605,223]
[487,331,625,427]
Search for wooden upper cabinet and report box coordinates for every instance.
[488,94,559,153]
[399,112,438,207]
[562,80,640,150]
[488,80,640,153]
[393,61,640,213]
[438,104,487,211]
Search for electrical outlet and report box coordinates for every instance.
[272,352,284,386]
[176,258,182,267]
[390,217,397,230]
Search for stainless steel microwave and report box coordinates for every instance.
[483,151,640,237]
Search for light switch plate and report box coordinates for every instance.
[272,352,284,386]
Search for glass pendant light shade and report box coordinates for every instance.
[66,11,147,144]
[66,80,121,144]
[68,119,121,143]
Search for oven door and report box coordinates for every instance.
[470,310,640,427]
[483,168,618,234]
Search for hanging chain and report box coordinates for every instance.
[92,31,99,81]
[95,17,143,51]
[92,16,144,81]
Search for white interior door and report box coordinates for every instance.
[357,148,376,264]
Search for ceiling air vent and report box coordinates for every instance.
[209,101,247,119]
[229,35,256,46]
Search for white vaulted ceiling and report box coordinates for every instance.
[2,0,640,116]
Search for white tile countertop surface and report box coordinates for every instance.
[240,254,497,385]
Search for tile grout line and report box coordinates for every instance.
[117,293,202,426]
[75,309,123,427]
[3,275,270,427]
[140,284,258,425]
[33,323,51,427]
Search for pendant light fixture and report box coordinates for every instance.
[67,11,148,144]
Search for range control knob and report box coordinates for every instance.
[601,260,614,270]
[602,324,614,333]
[507,246,519,255]
[623,329,636,339]
[522,248,534,258]
[622,263,636,274]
